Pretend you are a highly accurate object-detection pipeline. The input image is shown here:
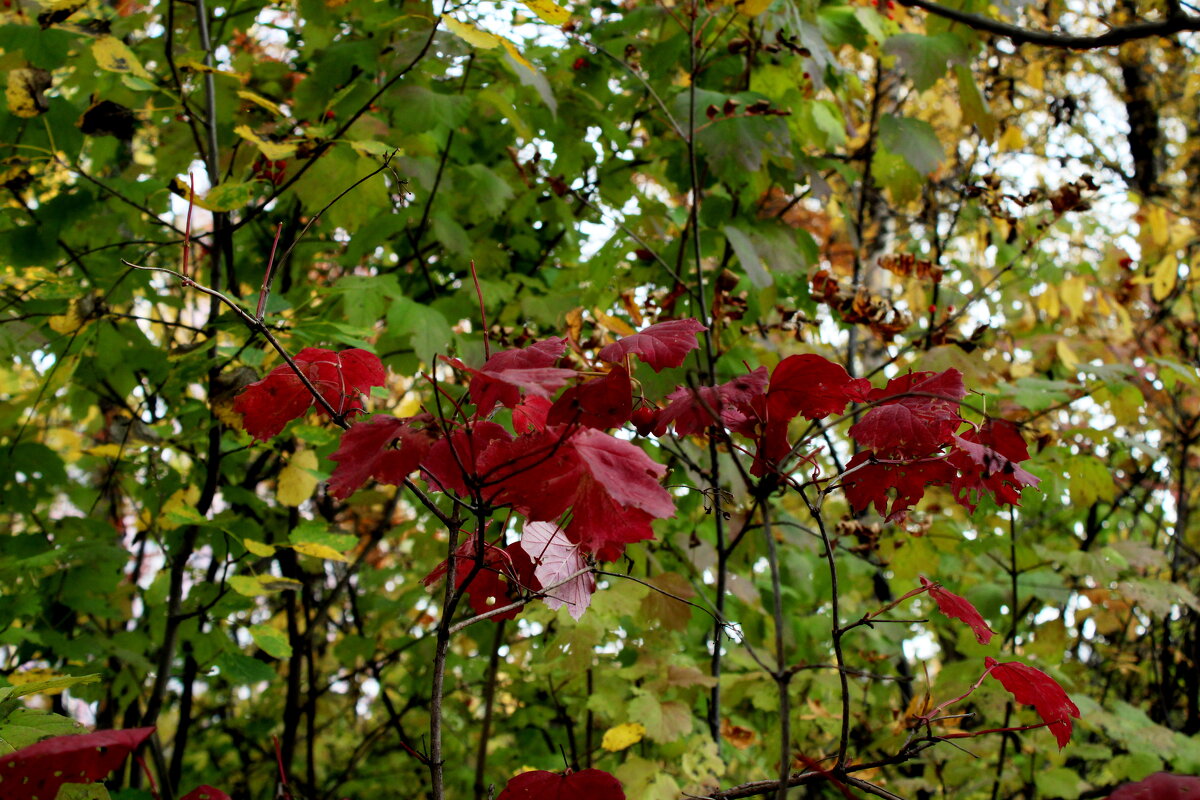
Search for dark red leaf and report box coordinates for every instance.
[1108,772,1200,800]
[848,370,965,458]
[180,787,233,800]
[421,421,513,497]
[512,395,553,433]
[234,348,386,441]
[548,366,633,430]
[450,338,573,417]
[327,414,439,500]
[765,354,870,423]
[654,367,768,437]
[423,537,539,621]
[498,768,625,800]
[947,419,1040,512]
[597,319,706,372]
[920,576,995,645]
[0,726,156,800]
[842,451,956,522]
[985,657,1080,749]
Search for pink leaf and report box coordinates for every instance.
[597,319,706,372]
[520,521,596,619]
[234,348,386,441]
[848,370,966,458]
[947,419,1040,512]
[498,768,625,800]
[0,726,156,800]
[985,657,1080,749]
[1108,773,1200,800]
[920,576,995,645]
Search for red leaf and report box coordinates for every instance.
[181,787,233,800]
[1108,773,1200,800]
[597,318,706,372]
[920,576,995,645]
[234,348,386,441]
[423,537,539,620]
[765,354,870,423]
[654,367,768,437]
[985,657,1080,749]
[498,768,625,800]
[947,419,1040,512]
[0,726,156,800]
[512,395,553,433]
[327,414,439,500]
[842,451,956,522]
[520,521,596,619]
[548,366,633,430]
[848,370,965,458]
[450,338,573,417]
[421,421,513,497]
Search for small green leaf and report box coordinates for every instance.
[249,625,293,660]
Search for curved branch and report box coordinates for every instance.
[896,0,1200,49]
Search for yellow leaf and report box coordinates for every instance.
[48,300,84,333]
[291,542,349,562]
[181,60,249,81]
[521,0,570,24]
[234,125,297,161]
[1146,205,1169,248]
[997,124,1024,153]
[158,486,200,530]
[737,0,774,14]
[278,449,319,506]
[243,538,277,557]
[593,309,636,337]
[93,37,153,81]
[396,392,423,417]
[1027,61,1044,92]
[499,38,534,71]
[1059,276,1085,320]
[84,444,124,458]
[6,68,50,118]
[1035,284,1060,319]
[442,16,501,48]
[1151,255,1178,301]
[237,89,285,117]
[602,722,646,751]
[1056,339,1078,370]
[230,574,303,596]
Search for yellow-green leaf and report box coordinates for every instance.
[93,37,153,81]
[249,624,293,659]
[277,449,319,506]
[1151,255,1178,301]
[291,541,350,562]
[243,538,276,557]
[229,574,303,596]
[237,89,285,117]
[234,125,297,161]
[499,38,534,71]
[203,181,258,212]
[601,722,646,751]
[6,68,51,118]
[521,0,570,25]
[737,0,773,15]
[442,16,501,48]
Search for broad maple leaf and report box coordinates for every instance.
[181,787,233,800]
[765,354,871,423]
[423,536,539,620]
[448,337,574,417]
[234,348,386,441]
[422,421,514,497]
[920,576,995,645]
[947,419,1040,512]
[327,414,439,499]
[520,521,596,619]
[498,768,625,800]
[842,452,956,522]
[548,366,633,430]
[0,726,156,800]
[1108,772,1200,800]
[985,657,1080,749]
[654,367,768,437]
[512,395,553,433]
[597,318,706,372]
[848,370,966,458]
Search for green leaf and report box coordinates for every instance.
[215,651,277,684]
[249,624,293,660]
[1035,767,1083,799]
[879,114,944,176]
[724,225,770,289]
[883,33,968,91]
[0,708,87,753]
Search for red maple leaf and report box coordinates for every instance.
[512,395,553,433]
[234,348,386,441]
[1108,773,1200,800]
[326,414,440,499]
[181,787,233,800]
[448,337,574,417]
[848,370,966,458]
[548,366,633,430]
[423,536,539,620]
[842,451,956,522]
[422,421,514,497]
[498,768,625,800]
[920,576,995,645]
[985,657,1080,749]
[765,354,871,423]
[0,726,156,800]
[654,366,767,437]
[597,318,706,372]
[947,419,1040,511]
[520,521,596,619]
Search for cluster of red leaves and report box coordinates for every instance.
[497,768,624,799]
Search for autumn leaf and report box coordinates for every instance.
[920,576,995,645]
[547,366,633,430]
[498,768,625,800]
[277,449,319,506]
[234,348,386,441]
[447,337,574,417]
[947,419,1041,512]
[848,370,966,459]
[601,722,646,752]
[654,366,767,436]
[765,353,871,423]
[597,318,707,372]
[1107,772,1200,800]
[327,414,439,499]
[842,452,957,522]
[520,521,596,619]
[0,726,155,800]
[424,537,539,620]
[985,657,1080,749]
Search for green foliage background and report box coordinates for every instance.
[1,0,1199,796]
